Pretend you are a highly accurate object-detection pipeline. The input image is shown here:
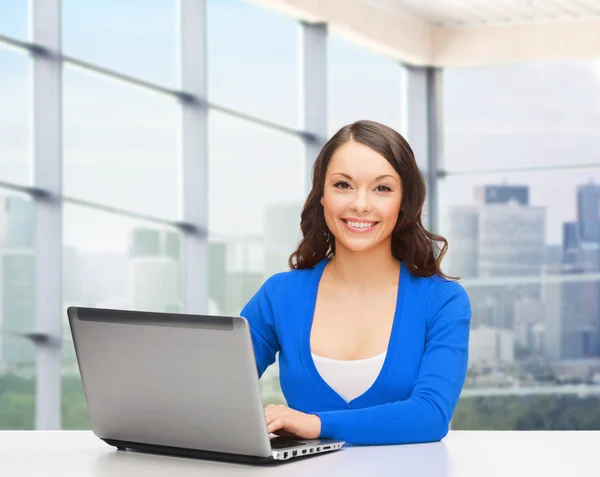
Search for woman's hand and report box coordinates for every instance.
[264,404,322,439]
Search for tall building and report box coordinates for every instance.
[469,326,515,365]
[543,264,600,360]
[550,182,600,361]
[447,190,545,331]
[577,181,600,243]
[513,298,544,348]
[208,240,265,315]
[446,206,479,279]
[476,184,529,206]
[76,251,128,308]
[562,222,582,266]
[127,228,182,313]
[1,196,34,249]
[478,203,545,279]
[0,196,35,365]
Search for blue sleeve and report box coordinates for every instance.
[239,273,284,378]
[314,281,471,445]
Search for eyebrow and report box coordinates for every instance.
[332,172,398,183]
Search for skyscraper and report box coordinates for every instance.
[0,196,35,365]
[446,206,479,279]
[128,228,182,313]
[543,264,599,360]
[475,184,529,206]
[447,186,545,333]
[577,181,600,243]
[562,222,582,266]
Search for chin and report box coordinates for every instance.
[336,239,381,254]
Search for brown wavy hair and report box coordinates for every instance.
[288,120,456,280]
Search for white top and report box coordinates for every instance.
[311,350,387,402]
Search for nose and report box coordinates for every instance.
[350,189,372,214]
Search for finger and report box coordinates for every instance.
[265,413,277,425]
[267,418,284,434]
[265,407,288,420]
[265,404,277,411]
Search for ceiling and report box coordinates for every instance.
[249,0,600,66]
[363,0,600,28]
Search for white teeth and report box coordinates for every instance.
[346,220,375,229]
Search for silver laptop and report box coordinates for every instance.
[67,306,344,464]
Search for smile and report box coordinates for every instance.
[341,218,379,232]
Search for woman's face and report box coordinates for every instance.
[321,140,402,254]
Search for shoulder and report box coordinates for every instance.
[408,273,471,324]
[258,263,322,300]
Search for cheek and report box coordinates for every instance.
[379,198,402,223]
[321,193,345,216]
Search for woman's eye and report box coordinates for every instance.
[376,185,392,192]
[334,181,351,190]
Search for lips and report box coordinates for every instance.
[341,218,379,233]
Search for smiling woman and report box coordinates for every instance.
[240,120,472,446]
[290,120,454,279]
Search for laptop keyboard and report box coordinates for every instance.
[270,436,306,449]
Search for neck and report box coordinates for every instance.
[327,240,400,290]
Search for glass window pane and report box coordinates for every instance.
[208,238,287,406]
[0,1,28,41]
[208,111,306,239]
[0,192,35,335]
[62,0,178,87]
[207,0,299,128]
[0,45,30,185]
[0,335,35,430]
[328,36,403,136]
[63,66,180,219]
[441,169,600,429]
[454,394,600,430]
[443,61,600,172]
[61,339,90,430]
[63,204,184,319]
[440,169,600,264]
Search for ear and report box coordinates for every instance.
[320,196,324,207]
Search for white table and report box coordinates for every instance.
[0,430,598,476]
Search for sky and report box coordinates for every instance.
[0,0,599,255]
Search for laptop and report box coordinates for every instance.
[67,306,344,464]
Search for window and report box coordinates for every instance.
[0,336,36,430]
[0,44,30,185]
[443,61,600,172]
[63,65,180,219]
[0,192,35,335]
[440,166,600,429]
[62,0,178,87]
[62,203,184,320]
[61,203,184,430]
[0,1,27,41]
[0,191,36,430]
[207,236,288,405]
[327,36,403,136]
[208,111,306,240]
[61,339,89,430]
[207,0,299,128]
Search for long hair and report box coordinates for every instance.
[288,120,456,280]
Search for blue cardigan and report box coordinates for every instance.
[240,259,471,445]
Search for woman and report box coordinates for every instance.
[241,120,471,446]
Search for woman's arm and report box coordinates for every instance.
[314,281,471,445]
[239,273,284,378]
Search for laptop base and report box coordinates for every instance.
[102,438,276,465]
